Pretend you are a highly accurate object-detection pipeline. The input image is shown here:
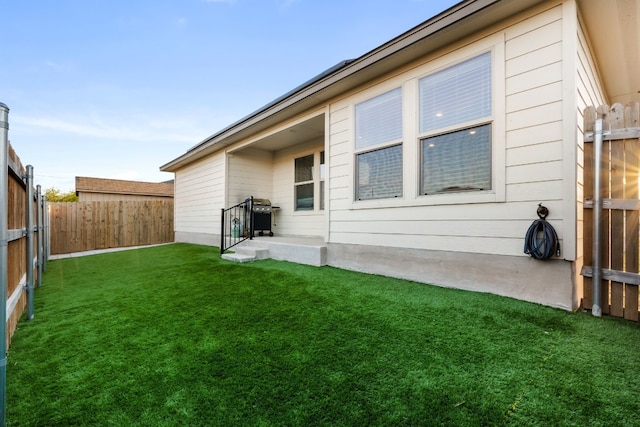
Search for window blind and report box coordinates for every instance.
[357,144,403,200]
[355,88,402,150]
[419,52,491,133]
[421,124,491,194]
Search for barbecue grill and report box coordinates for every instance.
[251,198,274,236]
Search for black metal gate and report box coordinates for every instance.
[220,197,253,254]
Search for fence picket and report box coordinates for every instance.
[601,137,611,315]
[624,137,639,321]
[3,141,42,347]
[610,137,624,317]
[583,102,640,322]
[623,104,640,320]
[609,105,625,317]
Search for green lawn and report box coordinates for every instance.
[7,243,640,426]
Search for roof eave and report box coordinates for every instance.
[160,0,544,172]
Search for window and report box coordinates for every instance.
[421,124,491,194]
[355,88,403,200]
[295,154,314,211]
[419,52,492,195]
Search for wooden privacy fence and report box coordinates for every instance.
[49,201,174,255]
[3,143,47,347]
[582,102,640,321]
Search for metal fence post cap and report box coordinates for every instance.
[0,103,8,130]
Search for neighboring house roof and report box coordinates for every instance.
[159,0,639,172]
[75,176,174,197]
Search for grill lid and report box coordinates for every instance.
[252,198,271,206]
[252,198,271,212]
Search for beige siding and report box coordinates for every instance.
[576,18,606,114]
[227,148,273,205]
[505,4,564,237]
[328,104,352,211]
[327,3,568,257]
[174,152,225,235]
[574,13,607,273]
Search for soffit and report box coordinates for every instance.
[579,0,640,105]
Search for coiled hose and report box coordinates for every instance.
[524,217,559,260]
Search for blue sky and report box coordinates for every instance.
[2,0,459,192]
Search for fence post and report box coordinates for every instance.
[592,118,603,317]
[25,165,35,320]
[220,208,225,255]
[0,102,11,427]
[36,185,43,287]
[43,199,49,270]
[42,197,48,271]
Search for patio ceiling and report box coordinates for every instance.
[238,114,325,152]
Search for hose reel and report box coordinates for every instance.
[524,203,560,260]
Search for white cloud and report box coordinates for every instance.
[7,105,240,190]
[12,113,206,144]
[278,0,300,9]
[44,60,73,73]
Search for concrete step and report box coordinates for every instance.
[221,244,270,263]
[221,252,256,263]
[241,246,270,260]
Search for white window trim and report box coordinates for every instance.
[348,33,506,209]
[353,87,404,203]
[293,150,325,214]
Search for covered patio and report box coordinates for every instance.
[222,113,327,244]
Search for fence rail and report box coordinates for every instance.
[582,102,640,321]
[49,201,174,255]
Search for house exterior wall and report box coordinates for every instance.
[173,151,225,245]
[326,2,582,309]
[227,147,273,205]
